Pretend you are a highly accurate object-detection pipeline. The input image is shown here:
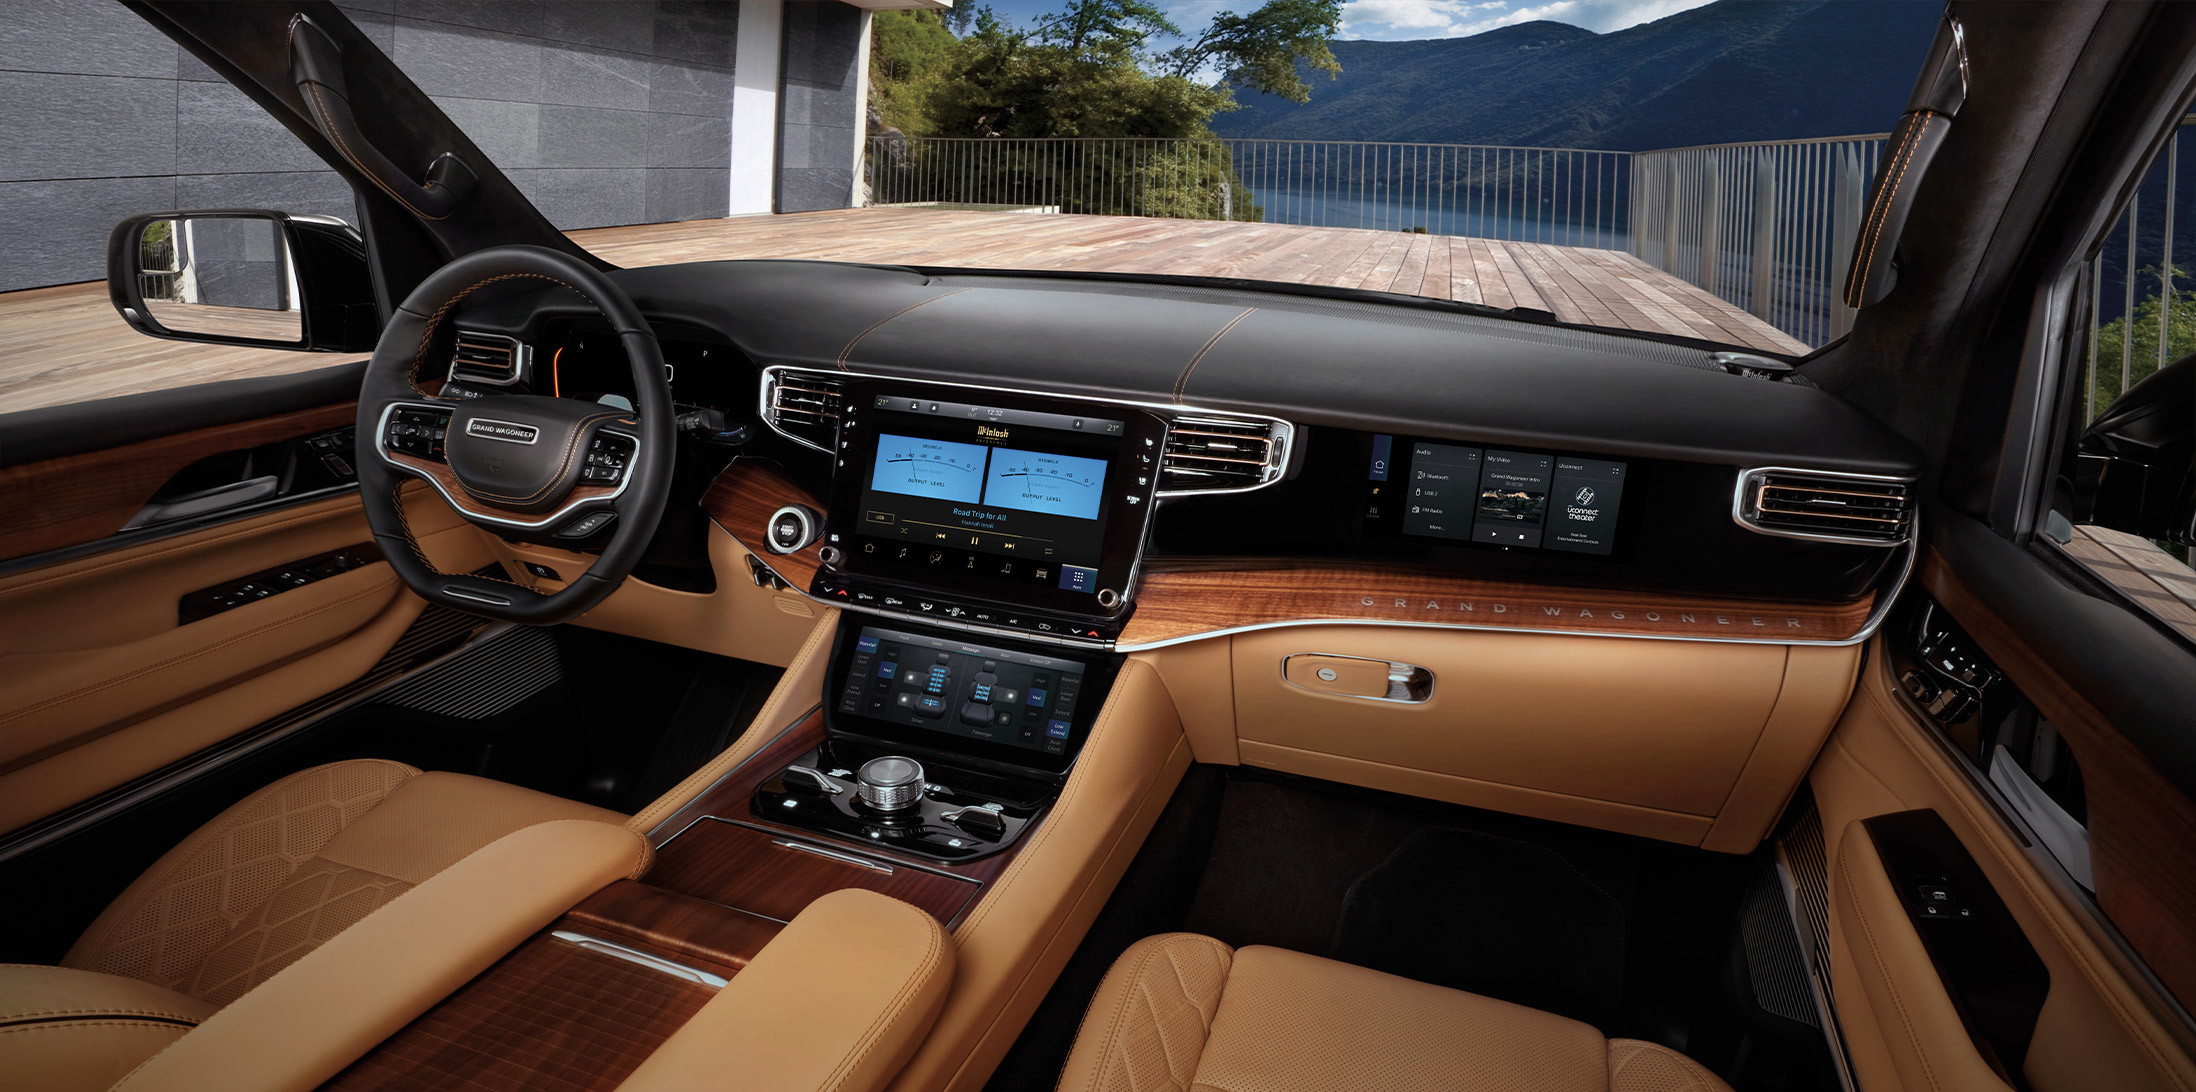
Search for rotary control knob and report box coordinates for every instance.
[855,756,925,812]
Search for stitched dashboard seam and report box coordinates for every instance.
[836,289,975,369]
[1174,308,1256,404]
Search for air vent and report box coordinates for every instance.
[1736,468,1913,545]
[447,331,530,387]
[1159,414,1292,496]
[763,369,846,452]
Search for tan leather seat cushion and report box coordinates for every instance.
[61,758,624,1005]
[1058,934,1732,1092]
[0,964,216,1092]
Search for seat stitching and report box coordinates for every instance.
[0,1019,196,1037]
[1853,667,2196,1091]
[835,288,975,369]
[1173,308,1256,404]
[0,576,399,728]
[815,906,944,1091]
[1079,940,1167,1092]
[0,1006,205,1025]
[1840,847,1940,1092]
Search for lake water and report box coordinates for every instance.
[1243,182,1632,251]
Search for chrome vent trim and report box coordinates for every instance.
[1734,467,1914,546]
[761,368,847,453]
[1157,414,1293,497]
[447,330,531,387]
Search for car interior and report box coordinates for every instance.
[2,2,2196,1091]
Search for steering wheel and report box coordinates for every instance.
[354,245,673,625]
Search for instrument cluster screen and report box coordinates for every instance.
[852,395,1127,595]
[1369,435,1629,556]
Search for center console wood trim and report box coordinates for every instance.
[701,458,823,588]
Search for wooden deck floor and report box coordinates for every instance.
[0,207,1801,416]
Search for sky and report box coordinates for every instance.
[978,0,1721,44]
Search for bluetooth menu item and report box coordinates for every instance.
[1381,435,1627,556]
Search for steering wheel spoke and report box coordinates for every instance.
[354,246,673,625]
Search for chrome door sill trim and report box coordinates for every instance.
[1772,845,1860,1092]
[550,930,729,989]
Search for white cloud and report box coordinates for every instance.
[1339,0,1718,40]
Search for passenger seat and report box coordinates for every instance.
[1058,933,1732,1092]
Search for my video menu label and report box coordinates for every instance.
[1388,437,1626,556]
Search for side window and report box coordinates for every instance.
[2053,113,2196,647]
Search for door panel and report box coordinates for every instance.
[0,402,357,563]
[0,482,490,836]
[1811,641,2196,1092]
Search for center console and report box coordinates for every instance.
[751,618,1120,862]
[806,375,1169,645]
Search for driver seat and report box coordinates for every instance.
[0,759,627,1091]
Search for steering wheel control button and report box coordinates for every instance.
[556,510,615,539]
[765,504,821,554]
[579,433,635,485]
[855,756,926,812]
[384,406,453,462]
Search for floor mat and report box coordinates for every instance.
[1333,826,1630,1030]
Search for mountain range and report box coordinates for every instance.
[1210,0,1945,150]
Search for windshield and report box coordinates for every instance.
[592,0,1943,357]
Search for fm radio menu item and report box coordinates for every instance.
[1386,437,1626,555]
[837,626,1087,755]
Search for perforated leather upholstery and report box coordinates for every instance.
[0,759,625,1091]
[1058,934,1732,1092]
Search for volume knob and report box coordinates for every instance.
[855,756,925,812]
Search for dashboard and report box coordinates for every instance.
[449,260,1924,653]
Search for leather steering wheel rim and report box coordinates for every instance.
[353,244,673,625]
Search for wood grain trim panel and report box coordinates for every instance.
[321,924,719,1092]
[648,819,984,927]
[1919,548,2196,1010]
[1119,559,1876,645]
[700,459,823,588]
[0,403,355,562]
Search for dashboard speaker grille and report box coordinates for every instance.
[765,371,846,452]
[448,331,529,387]
[1159,415,1291,495]
[1738,469,1911,544]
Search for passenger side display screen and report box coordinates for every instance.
[852,395,1126,595]
[1370,435,1628,555]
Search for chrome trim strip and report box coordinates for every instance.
[372,400,637,531]
[549,931,729,989]
[758,364,1298,498]
[772,837,896,874]
[444,586,513,607]
[1732,465,1916,547]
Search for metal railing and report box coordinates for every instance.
[866,136,1633,248]
[2080,115,2196,425]
[1629,134,1889,349]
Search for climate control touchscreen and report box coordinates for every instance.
[1369,434,1629,555]
[837,625,1089,756]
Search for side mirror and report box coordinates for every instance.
[106,210,379,353]
[2077,353,2196,545]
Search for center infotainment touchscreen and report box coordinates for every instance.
[824,384,1165,617]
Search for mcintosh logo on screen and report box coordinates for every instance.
[976,425,1011,440]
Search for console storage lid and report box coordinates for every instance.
[615,888,954,1092]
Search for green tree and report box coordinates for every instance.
[1035,0,1178,63]
[2088,268,2196,420]
[1163,0,1343,105]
